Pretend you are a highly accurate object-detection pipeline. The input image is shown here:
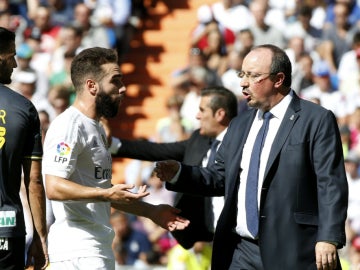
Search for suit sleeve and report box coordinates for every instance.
[114,139,187,161]
[314,110,348,247]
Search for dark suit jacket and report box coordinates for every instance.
[167,93,348,270]
[115,130,216,248]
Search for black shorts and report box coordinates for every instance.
[0,237,25,270]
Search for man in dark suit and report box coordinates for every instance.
[154,44,348,270]
[112,86,238,249]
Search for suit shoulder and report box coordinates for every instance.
[189,129,212,144]
[299,97,335,117]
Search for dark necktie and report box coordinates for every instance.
[207,139,220,168]
[245,111,272,237]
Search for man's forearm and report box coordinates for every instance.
[111,200,153,218]
[28,176,47,239]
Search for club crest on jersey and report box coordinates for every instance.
[55,142,71,163]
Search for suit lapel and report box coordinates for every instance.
[225,109,257,202]
[263,94,302,187]
[230,110,256,173]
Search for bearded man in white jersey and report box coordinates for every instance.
[42,47,189,270]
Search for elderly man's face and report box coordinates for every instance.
[240,48,278,112]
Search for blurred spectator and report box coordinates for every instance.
[111,211,153,266]
[179,66,209,129]
[0,5,27,44]
[338,32,360,113]
[93,0,134,64]
[49,23,84,75]
[125,159,154,188]
[155,94,193,143]
[308,0,328,30]
[211,0,252,33]
[221,48,249,112]
[324,0,360,27]
[340,124,351,158]
[284,5,323,53]
[47,84,72,119]
[349,107,360,151]
[285,36,306,83]
[72,2,112,49]
[22,25,53,81]
[301,60,348,124]
[31,0,81,26]
[233,28,254,53]
[167,241,212,270]
[284,36,317,95]
[319,2,356,73]
[11,42,49,98]
[202,27,229,76]
[191,4,235,55]
[13,69,53,117]
[170,47,222,97]
[348,235,360,270]
[266,0,296,29]
[142,171,175,207]
[123,138,155,189]
[293,52,315,94]
[344,150,360,269]
[131,249,164,269]
[24,4,62,53]
[248,0,286,49]
[49,49,76,99]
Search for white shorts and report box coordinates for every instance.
[48,257,115,270]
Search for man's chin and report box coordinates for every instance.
[0,78,11,85]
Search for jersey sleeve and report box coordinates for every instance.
[42,115,83,179]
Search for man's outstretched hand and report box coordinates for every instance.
[148,204,190,231]
[154,160,180,182]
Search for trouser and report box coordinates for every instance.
[229,237,264,270]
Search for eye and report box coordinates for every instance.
[111,77,123,88]
[237,71,245,78]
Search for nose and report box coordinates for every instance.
[196,111,201,120]
[239,77,248,87]
[119,85,126,94]
[12,57,17,68]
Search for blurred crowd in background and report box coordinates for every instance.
[4,0,360,269]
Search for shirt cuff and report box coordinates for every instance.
[109,137,122,154]
[168,162,182,184]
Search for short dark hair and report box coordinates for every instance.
[201,86,238,120]
[0,27,15,53]
[252,44,292,87]
[70,47,118,91]
[299,5,313,18]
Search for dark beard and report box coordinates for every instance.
[95,91,120,118]
[0,72,12,85]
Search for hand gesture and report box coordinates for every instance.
[154,160,180,182]
[148,204,190,231]
[107,184,149,203]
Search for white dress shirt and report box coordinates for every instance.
[236,91,293,238]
